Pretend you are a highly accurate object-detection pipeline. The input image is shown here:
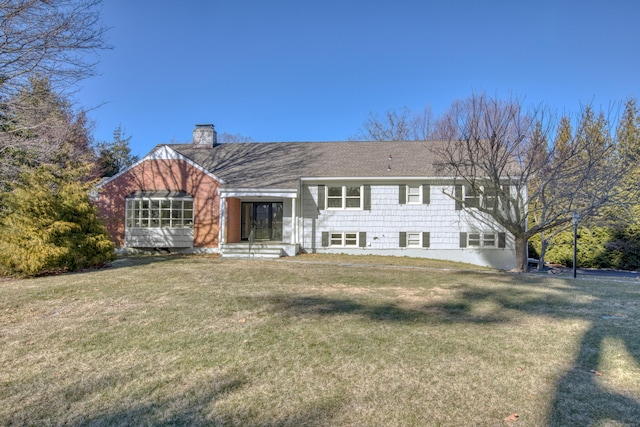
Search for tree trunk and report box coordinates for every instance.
[512,234,529,272]
[538,237,548,271]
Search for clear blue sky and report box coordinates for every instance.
[77,0,640,157]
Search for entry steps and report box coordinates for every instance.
[220,243,285,259]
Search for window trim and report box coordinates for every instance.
[326,185,363,210]
[399,231,431,248]
[125,195,194,229]
[329,231,360,247]
[460,231,506,248]
[407,184,421,204]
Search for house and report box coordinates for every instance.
[95,124,517,270]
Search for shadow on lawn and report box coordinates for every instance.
[265,275,640,426]
[19,372,341,427]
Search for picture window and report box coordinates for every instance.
[126,197,193,229]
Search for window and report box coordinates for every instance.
[330,232,359,247]
[407,232,421,247]
[455,184,480,209]
[460,232,505,248]
[464,186,480,208]
[126,196,193,229]
[399,232,431,248]
[467,233,481,247]
[322,231,367,248]
[484,187,497,210]
[327,185,362,209]
[399,184,430,205]
[407,185,421,204]
[483,233,496,247]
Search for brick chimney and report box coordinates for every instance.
[193,124,217,147]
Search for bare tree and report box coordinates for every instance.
[218,132,254,143]
[0,0,109,97]
[434,93,625,272]
[352,106,436,141]
[0,0,107,190]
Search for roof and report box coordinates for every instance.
[167,140,451,189]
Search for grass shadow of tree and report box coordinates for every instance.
[260,275,640,425]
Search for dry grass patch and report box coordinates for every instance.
[1,254,639,426]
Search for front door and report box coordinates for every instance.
[241,202,283,241]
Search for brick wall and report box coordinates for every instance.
[95,159,220,248]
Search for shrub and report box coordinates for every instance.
[0,163,115,277]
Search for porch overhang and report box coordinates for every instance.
[218,187,298,199]
[218,187,300,247]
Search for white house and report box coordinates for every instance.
[96,124,517,269]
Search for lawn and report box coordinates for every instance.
[1,254,639,426]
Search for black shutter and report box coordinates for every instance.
[399,232,407,248]
[321,231,329,247]
[317,185,326,210]
[460,232,467,248]
[455,184,463,210]
[423,184,430,205]
[399,185,406,204]
[363,185,371,210]
[422,232,430,248]
[358,232,367,248]
[498,232,506,248]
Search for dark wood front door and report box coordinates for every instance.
[241,202,283,241]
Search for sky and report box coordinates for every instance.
[77,0,640,157]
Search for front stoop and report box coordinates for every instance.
[221,243,288,259]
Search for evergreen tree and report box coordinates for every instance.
[0,76,93,191]
[95,126,139,177]
[0,162,115,277]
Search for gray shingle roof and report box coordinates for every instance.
[169,141,450,189]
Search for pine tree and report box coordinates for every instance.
[95,126,139,177]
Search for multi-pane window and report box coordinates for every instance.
[327,185,362,209]
[330,232,358,247]
[407,232,422,247]
[468,233,481,247]
[464,232,499,247]
[126,197,193,228]
[407,184,421,204]
[484,187,497,210]
[464,185,480,208]
[483,233,496,247]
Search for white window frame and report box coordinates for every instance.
[464,185,480,208]
[329,232,359,247]
[483,233,496,247]
[126,196,194,229]
[406,184,422,204]
[466,232,497,248]
[406,232,422,248]
[326,185,363,210]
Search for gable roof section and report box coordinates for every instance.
[96,145,224,189]
[170,140,452,189]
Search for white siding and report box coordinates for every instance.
[299,183,516,270]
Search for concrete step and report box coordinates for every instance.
[221,244,284,259]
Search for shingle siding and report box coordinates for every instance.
[300,182,515,269]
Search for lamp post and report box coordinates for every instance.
[573,211,579,279]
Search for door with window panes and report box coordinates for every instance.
[241,202,283,241]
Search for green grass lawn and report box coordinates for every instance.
[1,254,639,426]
